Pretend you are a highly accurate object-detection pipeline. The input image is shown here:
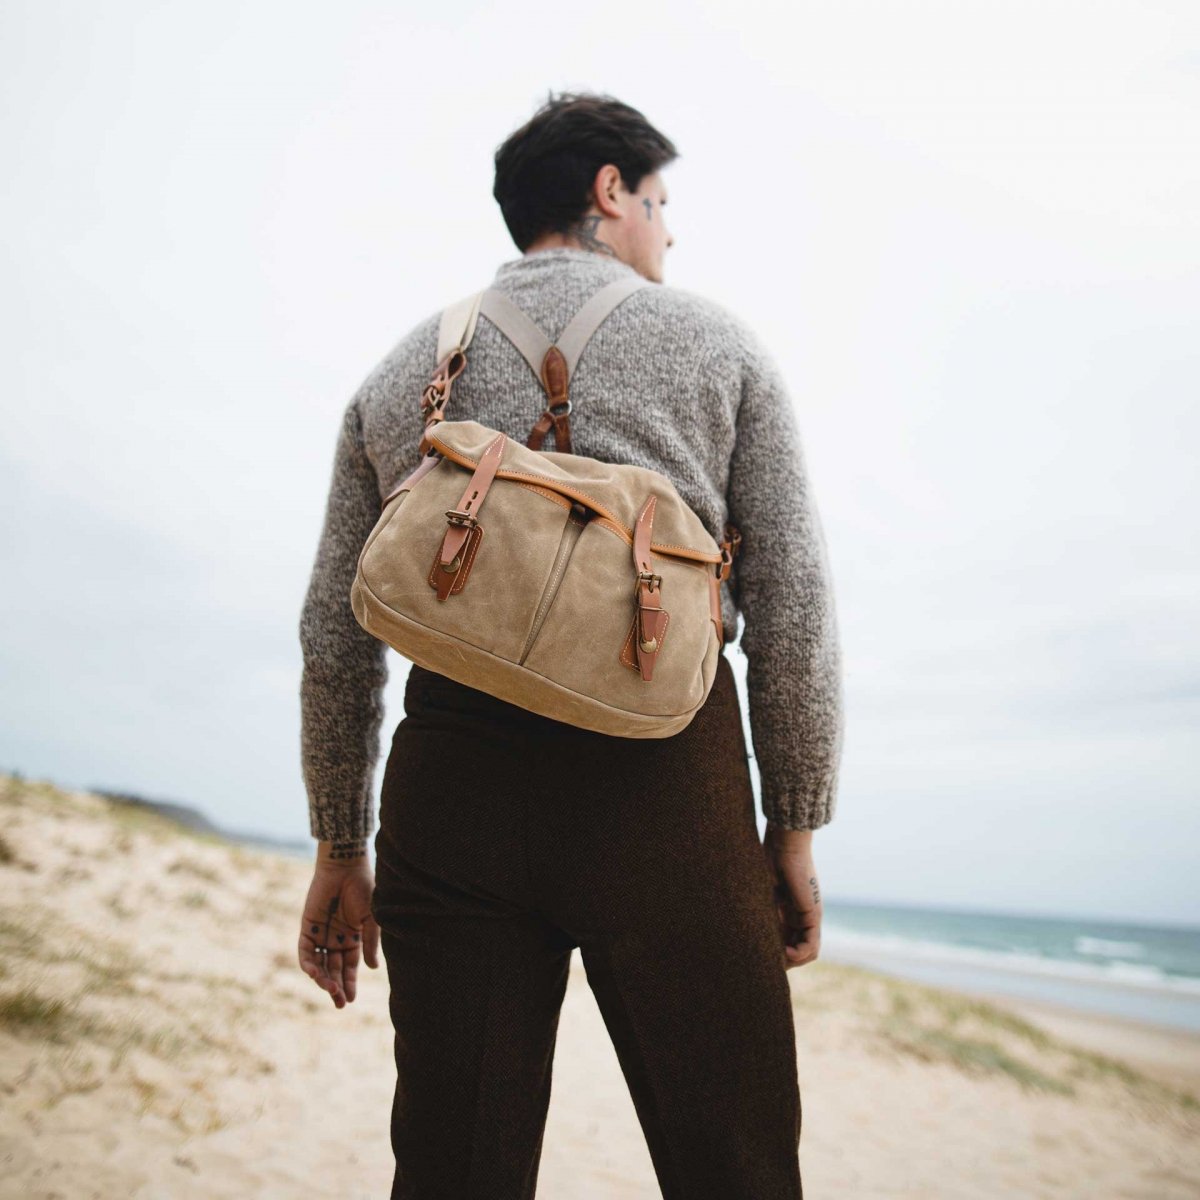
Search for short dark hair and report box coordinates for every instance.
[493,91,679,251]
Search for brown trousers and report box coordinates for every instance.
[371,648,803,1199]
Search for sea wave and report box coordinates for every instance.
[821,926,1200,996]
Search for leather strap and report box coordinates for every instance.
[717,522,742,582]
[631,495,666,681]
[528,345,573,453]
[434,431,507,600]
[710,522,742,643]
[417,348,467,455]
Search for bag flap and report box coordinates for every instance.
[427,420,722,565]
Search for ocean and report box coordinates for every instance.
[820,898,1200,1033]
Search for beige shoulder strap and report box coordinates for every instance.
[555,275,651,377]
[422,275,655,456]
[477,291,554,378]
[436,290,485,363]
[439,276,652,386]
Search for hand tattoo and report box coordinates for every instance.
[321,894,339,952]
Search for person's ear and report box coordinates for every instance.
[591,164,625,219]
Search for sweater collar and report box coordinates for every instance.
[493,246,641,278]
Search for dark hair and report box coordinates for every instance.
[493,91,679,251]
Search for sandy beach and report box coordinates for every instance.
[2,772,1197,1199]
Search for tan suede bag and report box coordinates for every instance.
[350,276,742,737]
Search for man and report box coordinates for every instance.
[297,91,843,1198]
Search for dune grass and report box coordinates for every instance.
[793,957,1198,1117]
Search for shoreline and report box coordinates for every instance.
[820,938,1200,1034]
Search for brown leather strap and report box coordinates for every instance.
[527,346,573,453]
[631,495,666,681]
[707,522,742,645]
[716,522,742,580]
[434,431,506,600]
[418,348,467,456]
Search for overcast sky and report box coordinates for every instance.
[2,1,1197,926]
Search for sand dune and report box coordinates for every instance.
[1,772,1197,1198]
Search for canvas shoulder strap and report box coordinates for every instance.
[475,291,554,380]
[425,274,652,455]
[437,275,651,385]
[436,290,485,363]
[553,275,651,377]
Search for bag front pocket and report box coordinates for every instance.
[357,463,576,664]
[518,502,589,665]
[520,519,714,717]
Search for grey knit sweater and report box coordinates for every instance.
[299,247,843,841]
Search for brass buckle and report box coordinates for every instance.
[635,570,662,594]
[445,508,478,528]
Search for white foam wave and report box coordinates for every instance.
[821,926,1200,996]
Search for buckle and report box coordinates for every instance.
[635,570,663,594]
[420,382,447,416]
[420,349,467,415]
[445,508,479,528]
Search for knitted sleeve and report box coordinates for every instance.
[298,396,389,843]
[725,335,844,831]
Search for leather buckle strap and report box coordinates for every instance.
[433,432,506,600]
[418,348,467,455]
[420,348,466,415]
[527,346,574,453]
[527,404,574,453]
[630,495,667,680]
[716,522,743,581]
[710,522,742,644]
